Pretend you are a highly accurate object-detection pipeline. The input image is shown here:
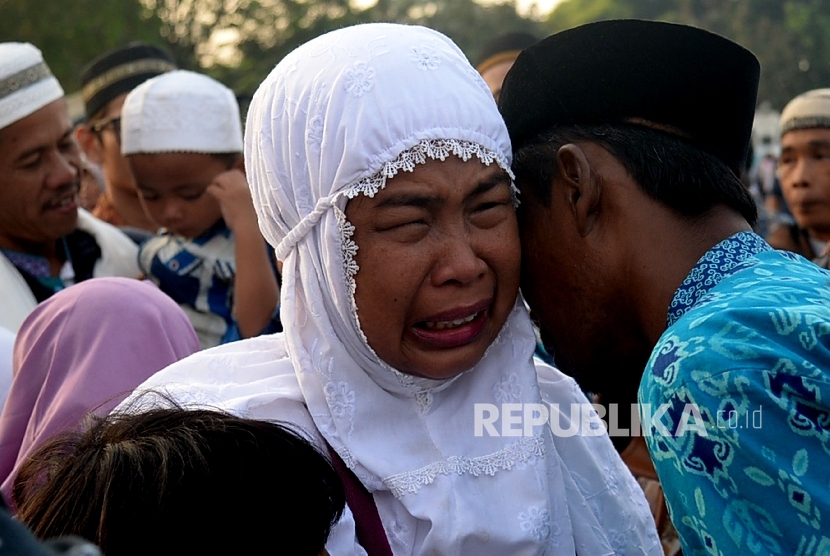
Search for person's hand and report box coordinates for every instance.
[206,169,258,233]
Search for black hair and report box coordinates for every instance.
[14,406,345,556]
[512,123,758,226]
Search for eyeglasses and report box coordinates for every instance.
[90,116,121,144]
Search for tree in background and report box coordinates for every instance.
[546,0,830,109]
[4,0,825,110]
[0,0,539,104]
[0,0,169,91]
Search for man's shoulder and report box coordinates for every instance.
[715,247,830,291]
[644,253,830,399]
[76,209,140,278]
[678,247,830,337]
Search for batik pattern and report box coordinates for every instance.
[640,232,830,555]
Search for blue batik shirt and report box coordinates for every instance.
[639,231,830,556]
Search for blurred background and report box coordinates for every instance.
[2,0,827,156]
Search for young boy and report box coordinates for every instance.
[121,70,281,347]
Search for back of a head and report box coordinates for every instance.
[120,70,243,156]
[0,42,64,133]
[15,407,345,556]
[500,19,760,224]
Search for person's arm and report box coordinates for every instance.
[208,169,279,338]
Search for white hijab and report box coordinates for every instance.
[130,23,660,555]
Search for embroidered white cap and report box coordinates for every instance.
[0,42,64,131]
[121,69,243,155]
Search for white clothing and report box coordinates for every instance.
[124,23,660,555]
[0,327,14,414]
[0,209,140,333]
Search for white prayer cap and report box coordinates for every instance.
[121,69,243,155]
[0,43,64,131]
[780,88,830,136]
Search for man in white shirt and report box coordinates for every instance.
[0,42,140,333]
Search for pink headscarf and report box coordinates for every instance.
[0,277,201,504]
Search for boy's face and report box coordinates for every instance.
[129,152,225,238]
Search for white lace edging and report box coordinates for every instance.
[334,205,369,346]
[336,139,519,363]
[343,138,517,200]
[383,434,546,499]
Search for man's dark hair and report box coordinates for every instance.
[14,406,345,556]
[512,124,758,226]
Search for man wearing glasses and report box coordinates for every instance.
[0,43,141,333]
[75,42,176,240]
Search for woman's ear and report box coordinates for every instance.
[556,143,601,238]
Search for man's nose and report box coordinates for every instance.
[788,157,816,188]
[45,150,79,189]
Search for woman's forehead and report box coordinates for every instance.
[353,156,510,207]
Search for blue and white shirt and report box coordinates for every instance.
[139,220,281,348]
[639,231,830,556]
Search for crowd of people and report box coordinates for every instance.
[0,16,828,556]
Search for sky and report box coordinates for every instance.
[498,0,566,18]
[351,0,567,19]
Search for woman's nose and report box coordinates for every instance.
[430,232,488,286]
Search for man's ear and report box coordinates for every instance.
[75,125,104,165]
[556,143,601,237]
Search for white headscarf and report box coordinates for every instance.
[246,22,657,554]
[129,23,660,555]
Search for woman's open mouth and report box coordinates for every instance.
[411,301,490,349]
[421,312,478,330]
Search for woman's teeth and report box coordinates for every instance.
[423,312,478,330]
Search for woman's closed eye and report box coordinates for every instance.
[378,219,427,231]
[374,205,431,231]
[475,200,510,212]
[469,194,513,228]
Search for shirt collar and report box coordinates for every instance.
[1,249,53,278]
[666,231,772,327]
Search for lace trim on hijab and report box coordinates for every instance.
[383,433,546,499]
[334,138,520,383]
[342,138,517,200]
[335,201,460,409]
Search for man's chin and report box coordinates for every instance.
[43,211,79,242]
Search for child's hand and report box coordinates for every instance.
[206,169,257,233]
